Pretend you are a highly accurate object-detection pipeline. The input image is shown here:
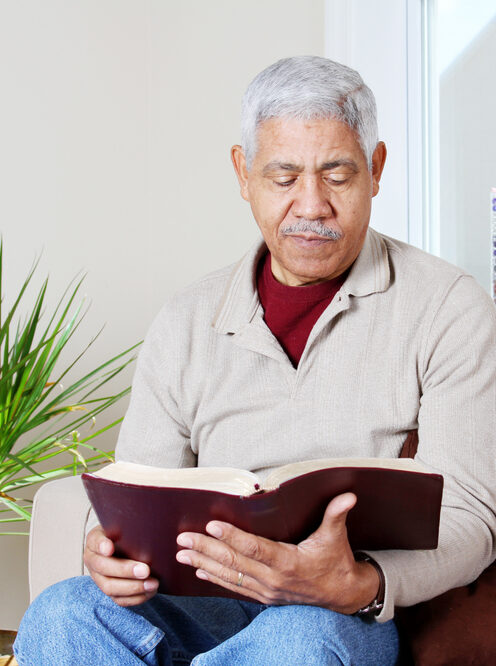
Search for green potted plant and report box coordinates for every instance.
[0,242,140,661]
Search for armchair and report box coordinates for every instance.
[29,475,91,602]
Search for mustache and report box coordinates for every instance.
[281,220,343,240]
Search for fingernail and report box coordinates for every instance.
[133,563,149,578]
[206,523,223,538]
[196,570,208,580]
[177,534,193,548]
[144,580,158,592]
[99,541,111,556]
[176,552,192,565]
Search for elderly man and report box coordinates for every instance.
[15,56,496,665]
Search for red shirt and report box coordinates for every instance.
[257,252,347,367]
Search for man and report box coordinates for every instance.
[15,56,496,665]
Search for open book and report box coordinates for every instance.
[82,457,443,598]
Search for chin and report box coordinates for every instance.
[289,259,341,281]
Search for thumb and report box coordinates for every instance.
[320,492,357,539]
[299,492,357,551]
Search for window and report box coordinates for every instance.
[423,0,496,293]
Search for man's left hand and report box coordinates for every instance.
[176,492,379,614]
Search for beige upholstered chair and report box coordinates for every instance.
[29,476,91,602]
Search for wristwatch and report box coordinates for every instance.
[353,554,385,618]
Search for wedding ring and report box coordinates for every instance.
[236,571,244,587]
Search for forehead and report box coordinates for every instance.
[253,116,365,167]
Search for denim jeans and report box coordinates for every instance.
[14,576,399,665]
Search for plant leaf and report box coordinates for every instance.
[0,242,140,526]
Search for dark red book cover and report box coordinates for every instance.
[82,465,443,598]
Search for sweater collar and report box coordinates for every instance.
[212,227,390,334]
[344,227,390,297]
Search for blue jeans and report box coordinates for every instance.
[14,576,399,665]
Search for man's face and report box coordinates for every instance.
[232,117,386,286]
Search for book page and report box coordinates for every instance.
[264,457,428,490]
[92,461,260,496]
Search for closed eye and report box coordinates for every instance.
[325,174,351,185]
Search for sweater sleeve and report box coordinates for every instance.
[115,303,196,470]
[368,275,496,622]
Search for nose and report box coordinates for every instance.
[292,176,333,220]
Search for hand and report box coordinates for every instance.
[84,525,159,607]
[176,493,379,614]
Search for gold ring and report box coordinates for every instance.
[236,571,244,587]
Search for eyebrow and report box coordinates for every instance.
[262,159,359,175]
[262,162,303,174]
[320,159,358,172]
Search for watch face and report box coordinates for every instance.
[355,600,384,617]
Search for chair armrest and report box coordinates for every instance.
[29,475,91,602]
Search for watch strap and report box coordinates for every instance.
[353,554,385,617]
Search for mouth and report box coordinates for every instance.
[285,233,336,247]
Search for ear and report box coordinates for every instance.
[231,145,250,202]
[371,141,387,197]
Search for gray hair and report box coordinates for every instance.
[241,56,378,169]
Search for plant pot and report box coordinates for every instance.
[0,630,18,665]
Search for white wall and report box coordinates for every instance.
[0,0,325,631]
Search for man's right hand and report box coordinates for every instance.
[84,525,159,607]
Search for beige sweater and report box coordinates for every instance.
[116,228,496,622]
